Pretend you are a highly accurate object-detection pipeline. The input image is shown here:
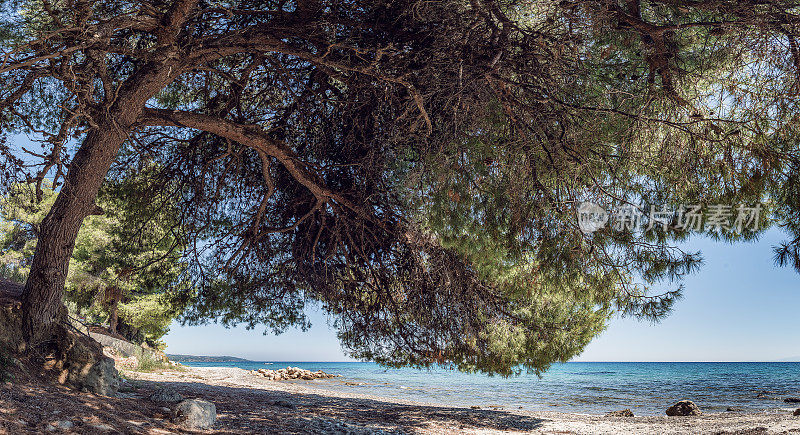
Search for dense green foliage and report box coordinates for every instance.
[0,178,187,347]
[0,0,798,374]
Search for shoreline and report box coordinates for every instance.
[171,361,800,416]
[124,365,800,434]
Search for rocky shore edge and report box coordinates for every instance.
[250,365,342,381]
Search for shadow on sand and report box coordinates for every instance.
[0,374,548,433]
[130,377,549,433]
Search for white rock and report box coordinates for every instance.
[50,421,74,430]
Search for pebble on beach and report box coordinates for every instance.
[250,366,340,381]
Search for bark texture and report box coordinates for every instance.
[22,125,129,341]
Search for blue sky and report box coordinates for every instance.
[164,228,800,362]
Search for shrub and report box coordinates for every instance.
[134,352,181,373]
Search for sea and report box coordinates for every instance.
[177,361,800,415]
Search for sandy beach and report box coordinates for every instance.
[119,366,800,434]
[2,362,800,433]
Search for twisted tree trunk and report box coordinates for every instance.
[21,60,180,342]
[22,124,129,342]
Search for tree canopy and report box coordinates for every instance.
[0,0,799,374]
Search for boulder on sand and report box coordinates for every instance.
[793,408,800,416]
[173,399,216,429]
[666,400,702,416]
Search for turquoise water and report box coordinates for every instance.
[177,361,800,415]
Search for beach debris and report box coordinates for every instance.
[793,408,800,416]
[250,366,340,381]
[785,397,800,403]
[172,399,217,429]
[605,409,634,417]
[666,400,702,416]
[148,387,184,404]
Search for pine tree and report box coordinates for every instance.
[0,0,798,373]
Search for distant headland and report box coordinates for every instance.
[167,354,252,363]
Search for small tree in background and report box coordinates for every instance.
[0,174,187,348]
